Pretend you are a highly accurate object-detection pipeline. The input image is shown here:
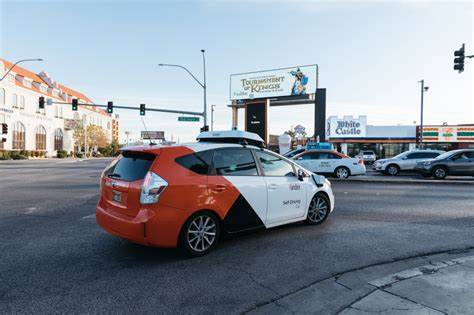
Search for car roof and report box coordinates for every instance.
[121,142,262,154]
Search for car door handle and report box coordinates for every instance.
[212,185,227,193]
[268,184,278,190]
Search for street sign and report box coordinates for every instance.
[141,131,165,140]
[178,116,200,122]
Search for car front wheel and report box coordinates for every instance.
[180,211,220,257]
[306,193,330,225]
[432,166,447,179]
[386,164,399,176]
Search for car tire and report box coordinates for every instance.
[386,164,399,176]
[334,166,350,179]
[432,166,447,180]
[306,193,330,225]
[180,211,221,257]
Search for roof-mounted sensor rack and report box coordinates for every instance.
[197,130,265,147]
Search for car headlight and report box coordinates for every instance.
[325,178,331,187]
[378,160,387,164]
[423,161,432,166]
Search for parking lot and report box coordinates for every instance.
[1,159,474,313]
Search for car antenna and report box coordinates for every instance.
[140,116,156,146]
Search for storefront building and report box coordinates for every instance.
[0,58,119,156]
[327,116,474,158]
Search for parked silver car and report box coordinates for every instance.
[357,150,376,164]
[374,150,444,176]
[414,149,474,179]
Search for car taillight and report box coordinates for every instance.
[140,171,168,204]
[358,159,365,165]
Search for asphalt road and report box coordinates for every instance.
[1,159,474,314]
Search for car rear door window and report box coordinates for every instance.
[212,148,258,176]
[175,150,213,175]
[327,153,342,159]
[255,150,295,177]
[104,151,155,181]
[299,152,319,160]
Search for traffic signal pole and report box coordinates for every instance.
[48,101,204,117]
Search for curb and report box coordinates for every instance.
[332,177,474,185]
[369,255,474,288]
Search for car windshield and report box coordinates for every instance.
[363,151,374,155]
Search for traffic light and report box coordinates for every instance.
[107,101,113,114]
[72,99,78,111]
[39,97,45,109]
[1,123,7,134]
[454,44,465,73]
[140,104,146,116]
[200,125,209,133]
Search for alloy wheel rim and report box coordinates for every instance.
[337,168,348,178]
[435,168,445,178]
[389,166,397,175]
[187,215,217,252]
[308,197,328,223]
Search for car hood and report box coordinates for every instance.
[375,158,393,163]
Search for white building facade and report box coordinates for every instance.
[0,59,119,156]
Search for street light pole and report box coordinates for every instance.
[201,49,207,128]
[418,80,429,148]
[158,49,208,129]
[0,58,43,82]
[211,105,215,131]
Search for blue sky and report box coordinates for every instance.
[1,0,472,142]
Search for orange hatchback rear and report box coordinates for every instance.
[96,145,211,254]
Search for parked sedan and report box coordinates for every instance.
[292,150,366,179]
[374,150,444,176]
[357,150,376,164]
[414,149,474,179]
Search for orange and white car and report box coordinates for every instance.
[96,131,334,256]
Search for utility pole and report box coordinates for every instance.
[211,105,215,131]
[418,80,429,148]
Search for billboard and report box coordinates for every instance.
[141,131,165,140]
[230,65,317,100]
[327,116,367,138]
[422,126,474,142]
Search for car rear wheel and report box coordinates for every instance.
[334,166,350,179]
[306,193,330,225]
[180,212,220,257]
[432,166,447,179]
[386,164,399,176]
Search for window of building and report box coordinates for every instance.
[54,106,58,118]
[54,129,63,151]
[12,93,18,108]
[0,88,5,106]
[212,148,258,176]
[19,95,25,109]
[59,106,63,118]
[12,121,26,150]
[35,125,47,151]
[255,150,295,177]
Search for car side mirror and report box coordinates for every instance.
[402,156,407,160]
[297,169,305,181]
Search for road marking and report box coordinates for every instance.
[81,213,96,220]
[25,207,37,214]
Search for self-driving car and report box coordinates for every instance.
[292,150,366,179]
[96,130,334,256]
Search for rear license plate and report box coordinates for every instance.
[112,190,122,203]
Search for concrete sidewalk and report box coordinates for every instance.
[249,249,474,314]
